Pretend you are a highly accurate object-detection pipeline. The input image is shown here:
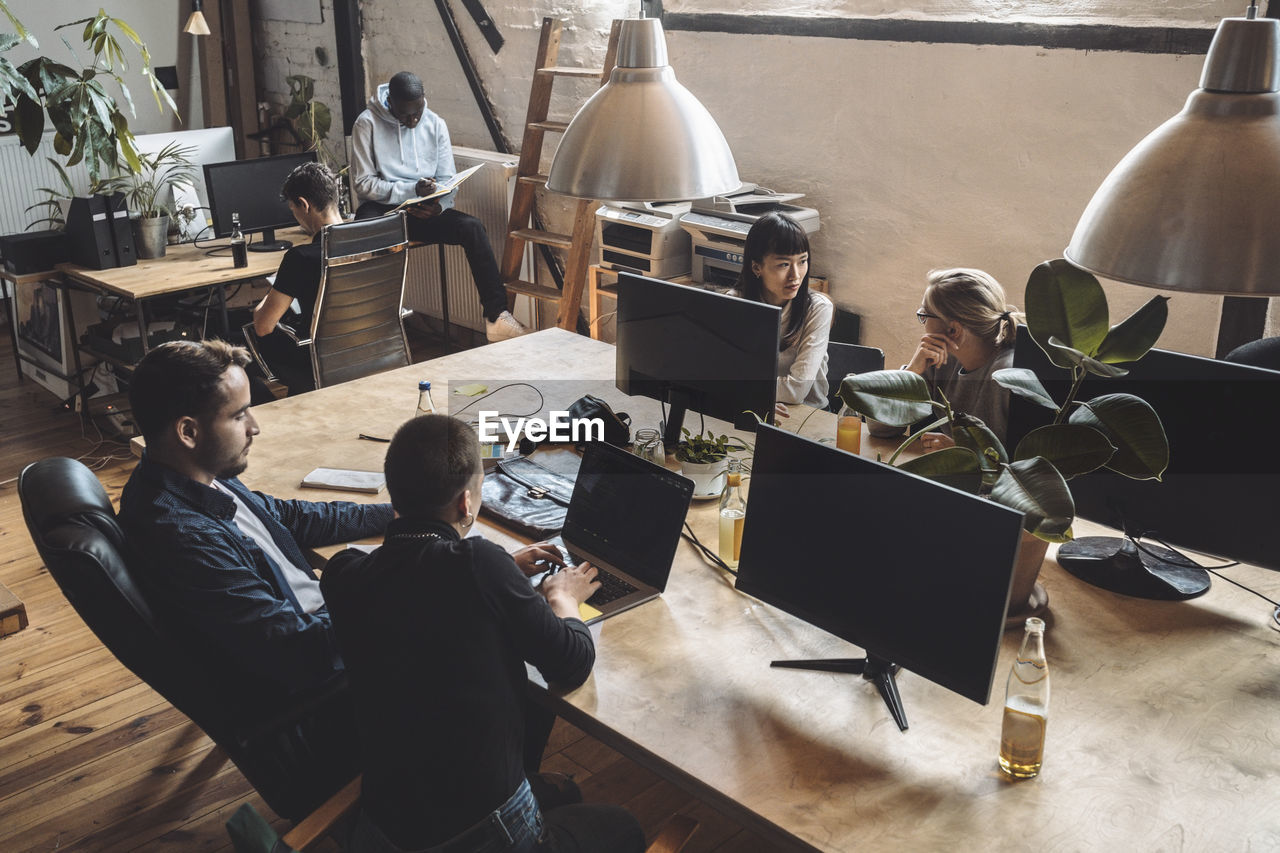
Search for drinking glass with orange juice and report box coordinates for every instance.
[836,404,862,454]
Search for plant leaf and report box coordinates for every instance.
[1,4,38,47]
[1025,259,1110,368]
[1012,423,1115,479]
[951,412,1007,469]
[838,370,935,426]
[1094,295,1169,364]
[897,446,984,494]
[1069,393,1168,480]
[993,367,1058,410]
[989,457,1075,538]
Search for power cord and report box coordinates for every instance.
[1129,528,1279,630]
[683,520,735,576]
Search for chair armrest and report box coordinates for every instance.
[241,323,277,382]
[275,322,312,348]
[281,775,362,851]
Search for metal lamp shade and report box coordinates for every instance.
[1065,15,1280,296]
[546,19,740,202]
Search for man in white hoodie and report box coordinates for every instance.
[352,71,528,343]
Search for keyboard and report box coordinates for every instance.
[554,545,638,606]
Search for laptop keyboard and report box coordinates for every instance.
[555,545,638,606]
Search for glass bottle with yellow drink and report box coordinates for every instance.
[836,403,862,454]
[999,616,1049,778]
[719,457,746,569]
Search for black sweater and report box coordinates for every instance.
[321,518,594,848]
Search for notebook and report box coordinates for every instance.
[534,441,694,624]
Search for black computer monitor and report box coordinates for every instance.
[1008,334,1280,599]
[203,151,318,252]
[735,425,1026,731]
[615,272,780,448]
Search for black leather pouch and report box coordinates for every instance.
[565,394,631,449]
[479,456,575,539]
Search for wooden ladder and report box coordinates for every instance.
[501,17,621,332]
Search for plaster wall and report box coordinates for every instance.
[3,0,185,134]
[265,0,1272,363]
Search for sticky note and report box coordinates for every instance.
[454,383,488,396]
[578,602,602,622]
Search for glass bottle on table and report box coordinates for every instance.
[417,380,436,415]
[718,457,746,569]
[230,212,248,269]
[835,403,862,454]
[999,616,1050,779]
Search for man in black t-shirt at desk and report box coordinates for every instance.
[249,161,344,397]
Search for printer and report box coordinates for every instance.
[594,201,692,279]
[679,184,820,288]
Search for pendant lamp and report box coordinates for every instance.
[1065,5,1280,296]
[546,17,740,202]
[184,0,211,36]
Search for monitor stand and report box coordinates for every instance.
[661,389,692,450]
[771,653,908,731]
[248,227,293,252]
[1056,535,1210,600]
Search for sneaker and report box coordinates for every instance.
[486,310,530,342]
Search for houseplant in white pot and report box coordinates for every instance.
[835,259,1170,624]
[674,428,748,497]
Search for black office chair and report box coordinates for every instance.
[18,457,359,821]
[825,340,885,412]
[244,212,412,391]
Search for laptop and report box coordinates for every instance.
[536,441,695,623]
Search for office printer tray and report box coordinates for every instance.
[480,457,575,539]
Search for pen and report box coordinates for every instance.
[358,433,391,442]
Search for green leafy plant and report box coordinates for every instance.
[0,5,177,182]
[98,141,197,219]
[284,74,332,152]
[837,259,1170,542]
[674,428,748,464]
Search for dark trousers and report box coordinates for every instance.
[252,329,316,398]
[356,202,508,322]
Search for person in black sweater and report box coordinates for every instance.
[321,415,646,853]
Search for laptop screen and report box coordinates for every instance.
[563,442,694,588]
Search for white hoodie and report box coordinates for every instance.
[351,83,456,209]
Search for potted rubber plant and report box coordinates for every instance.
[99,142,197,258]
[674,428,748,497]
[836,259,1170,621]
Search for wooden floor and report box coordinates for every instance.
[0,315,784,852]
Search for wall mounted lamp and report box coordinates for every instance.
[184,0,211,36]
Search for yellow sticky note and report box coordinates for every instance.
[578,602,602,622]
[454,383,488,397]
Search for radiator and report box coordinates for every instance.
[0,134,91,236]
[403,147,521,332]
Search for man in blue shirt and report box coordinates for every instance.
[119,339,394,708]
[351,70,529,343]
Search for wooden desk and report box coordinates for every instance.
[57,227,307,367]
[239,329,1280,852]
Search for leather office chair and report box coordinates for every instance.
[825,340,886,412]
[18,457,359,821]
[244,212,412,391]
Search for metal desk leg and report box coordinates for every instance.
[437,244,451,352]
[60,277,91,424]
[4,279,22,383]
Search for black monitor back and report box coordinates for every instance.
[1008,334,1280,572]
[736,424,1025,706]
[203,151,318,238]
[615,272,779,431]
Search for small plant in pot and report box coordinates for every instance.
[836,259,1170,624]
[99,142,198,259]
[674,428,748,497]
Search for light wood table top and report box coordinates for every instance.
[238,329,1280,852]
[57,227,309,299]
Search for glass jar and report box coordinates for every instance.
[633,428,664,466]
